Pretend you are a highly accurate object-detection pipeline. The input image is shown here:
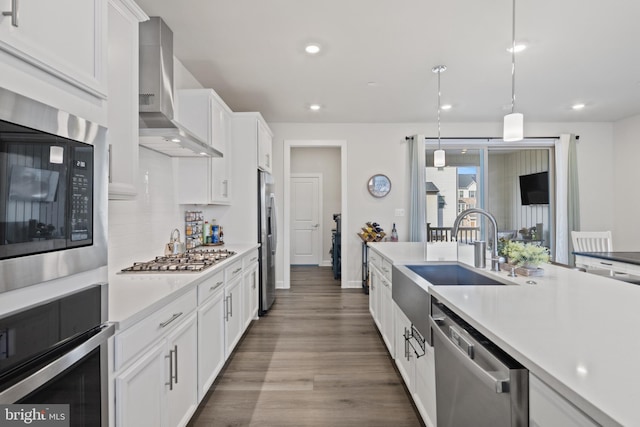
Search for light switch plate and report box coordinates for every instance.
[395,209,405,217]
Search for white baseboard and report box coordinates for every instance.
[276,280,287,289]
[320,260,332,267]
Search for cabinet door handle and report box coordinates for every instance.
[173,344,179,385]
[159,312,183,328]
[210,281,224,292]
[224,296,229,321]
[165,348,174,390]
[222,180,228,197]
[2,0,18,27]
[229,293,233,317]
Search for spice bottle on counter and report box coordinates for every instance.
[212,219,220,244]
[203,221,210,244]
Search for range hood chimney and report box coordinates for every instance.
[138,17,221,157]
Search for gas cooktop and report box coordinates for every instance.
[120,248,236,273]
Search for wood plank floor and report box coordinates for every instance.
[188,266,423,427]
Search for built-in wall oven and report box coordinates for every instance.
[0,87,107,292]
[0,283,114,426]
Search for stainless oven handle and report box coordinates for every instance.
[0,323,115,403]
[430,317,509,393]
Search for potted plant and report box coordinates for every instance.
[508,243,550,269]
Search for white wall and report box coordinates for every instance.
[270,121,614,287]
[291,147,341,266]
[613,114,640,250]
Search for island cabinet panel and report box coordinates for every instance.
[529,374,598,427]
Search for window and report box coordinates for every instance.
[425,139,555,254]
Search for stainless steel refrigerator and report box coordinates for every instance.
[258,170,277,314]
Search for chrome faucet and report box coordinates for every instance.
[452,208,504,272]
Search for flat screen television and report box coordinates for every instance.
[519,171,549,205]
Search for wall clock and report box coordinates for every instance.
[367,174,391,198]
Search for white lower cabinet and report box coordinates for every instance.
[394,305,415,391]
[115,312,198,427]
[529,374,598,427]
[224,274,244,358]
[414,344,437,427]
[392,302,437,427]
[196,283,225,401]
[243,261,259,328]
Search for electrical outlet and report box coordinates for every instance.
[394,209,405,217]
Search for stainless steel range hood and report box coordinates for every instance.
[138,17,221,157]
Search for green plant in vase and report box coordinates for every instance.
[499,240,525,263]
[509,243,550,269]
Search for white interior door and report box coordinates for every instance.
[291,175,321,265]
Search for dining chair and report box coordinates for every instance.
[571,231,612,252]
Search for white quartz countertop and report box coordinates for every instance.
[369,241,638,426]
[108,243,259,331]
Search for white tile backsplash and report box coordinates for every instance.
[108,148,184,272]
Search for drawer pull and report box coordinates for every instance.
[209,281,224,292]
[233,267,242,274]
[250,257,257,262]
[159,312,183,328]
[600,262,613,266]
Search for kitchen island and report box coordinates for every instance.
[369,241,639,426]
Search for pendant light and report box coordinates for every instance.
[503,0,523,142]
[432,65,446,167]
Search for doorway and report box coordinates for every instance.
[284,140,347,289]
[291,174,322,265]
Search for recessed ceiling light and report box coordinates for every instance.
[199,152,207,156]
[367,81,378,87]
[309,104,321,111]
[305,44,321,54]
[170,138,181,143]
[572,103,585,110]
[441,104,452,110]
[506,43,527,53]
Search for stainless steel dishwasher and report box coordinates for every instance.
[430,297,528,427]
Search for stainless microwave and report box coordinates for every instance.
[0,88,107,293]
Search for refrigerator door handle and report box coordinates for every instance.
[270,193,278,254]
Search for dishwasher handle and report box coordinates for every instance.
[430,316,510,393]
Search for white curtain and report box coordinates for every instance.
[555,134,580,264]
[409,135,426,241]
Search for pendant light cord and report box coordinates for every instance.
[437,69,442,150]
[511,0,517,114]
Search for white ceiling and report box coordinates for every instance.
[134,0,640,124]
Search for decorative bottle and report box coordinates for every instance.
[391,223,398,242]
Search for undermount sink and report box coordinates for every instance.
[406,264,506,286]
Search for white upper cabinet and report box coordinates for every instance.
[0,0,108,100]
[107,0,148,199]
[177,89,229,156]
[175,89,233,205]
[257,117,273,173]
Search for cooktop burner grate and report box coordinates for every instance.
[120,249,236,273]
